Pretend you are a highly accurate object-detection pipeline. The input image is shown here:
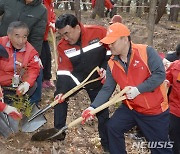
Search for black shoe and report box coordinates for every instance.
[51,131,66,141]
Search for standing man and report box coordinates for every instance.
[41,0,56,88]
[44,14,110,152]
[0,0,47,104]
[165,59,180,154]
[82,23,172,154]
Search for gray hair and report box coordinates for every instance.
[7,21,29,35]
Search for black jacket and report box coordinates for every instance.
[0,0,47,55]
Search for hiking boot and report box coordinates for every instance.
[42,81,49,88]
[45,80,55,88]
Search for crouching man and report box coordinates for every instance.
[0,21,41,136]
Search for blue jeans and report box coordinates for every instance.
[30,69,43,105]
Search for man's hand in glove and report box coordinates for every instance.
[54,93,64,104]
[3,104,22,120]
[49,22,56,32]
[98,68,106,84]
[81,107,95,124]
[126,86,140,99]
[16,82,30,96]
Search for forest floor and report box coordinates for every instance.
[0,9,179,154]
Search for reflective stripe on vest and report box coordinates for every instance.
[64,42,103,58]
[57,70,80,85]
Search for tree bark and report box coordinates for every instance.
[82,0,88,11]
[136,0,143,17]
[126,0,131,13]
[91,0,105,19]
[147,0,157,46]
[155,0,168,24]
[169,0,180,21]
[74,0,81,22]
[144,0,150,13]
[64,2,68,10]
[70,0,75,10]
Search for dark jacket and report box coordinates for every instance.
[56,24,110,91]
[0,0,47,55]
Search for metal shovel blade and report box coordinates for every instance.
[28,104,51,122]
[48,125,68,140]
[0,112,15,138]
[21,105,47,132]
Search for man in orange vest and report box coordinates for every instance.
[81,23,172,154]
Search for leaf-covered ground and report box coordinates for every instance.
[0,9,179,154]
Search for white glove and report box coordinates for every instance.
[3,105,22,120]
[98,68,106,84]
[49,22,55,31]
[126,86,140,99]
[17,82,30,95]
[81,106,95,124]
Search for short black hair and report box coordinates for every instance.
[55,14,79,29]
[176,43,180,56]
[7,21,29,35]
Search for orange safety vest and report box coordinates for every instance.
[108,43,168,115]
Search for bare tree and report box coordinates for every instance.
[144,0,150,13]
[118,0,125,12]
[91,0,105,19]
[70,0,75,10]
[82,0,88,11]
[169,0,180,21]
[126,0,132,13]
[155,0,168,24]
[136,0,143,17]
[147,0,157,46]
[74,0,81,22]
[64,1,69,10]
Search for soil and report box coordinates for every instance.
[0,9,179,154]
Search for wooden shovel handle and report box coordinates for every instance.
[68,87,128,128]
[50,28,58,72]
[50,66,100,107]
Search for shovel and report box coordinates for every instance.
[31,87,128,141]
[28,66,101,122]
[0,86,19,137]
[21,105,47,132]
[50,28,58,79]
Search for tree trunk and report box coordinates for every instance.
[64,2,68,10]
[126,0,131,13]
[82,0,88,11]
[147,0,157,46]
[112,0,118,15]
[119,0,124,12]
[144,0,149,13]
[70,0,75,10]
[74,0,81,22]
[136,0,143,17]
[169,0,180,21]
[91,0,105,19]
[155,0,168,24]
